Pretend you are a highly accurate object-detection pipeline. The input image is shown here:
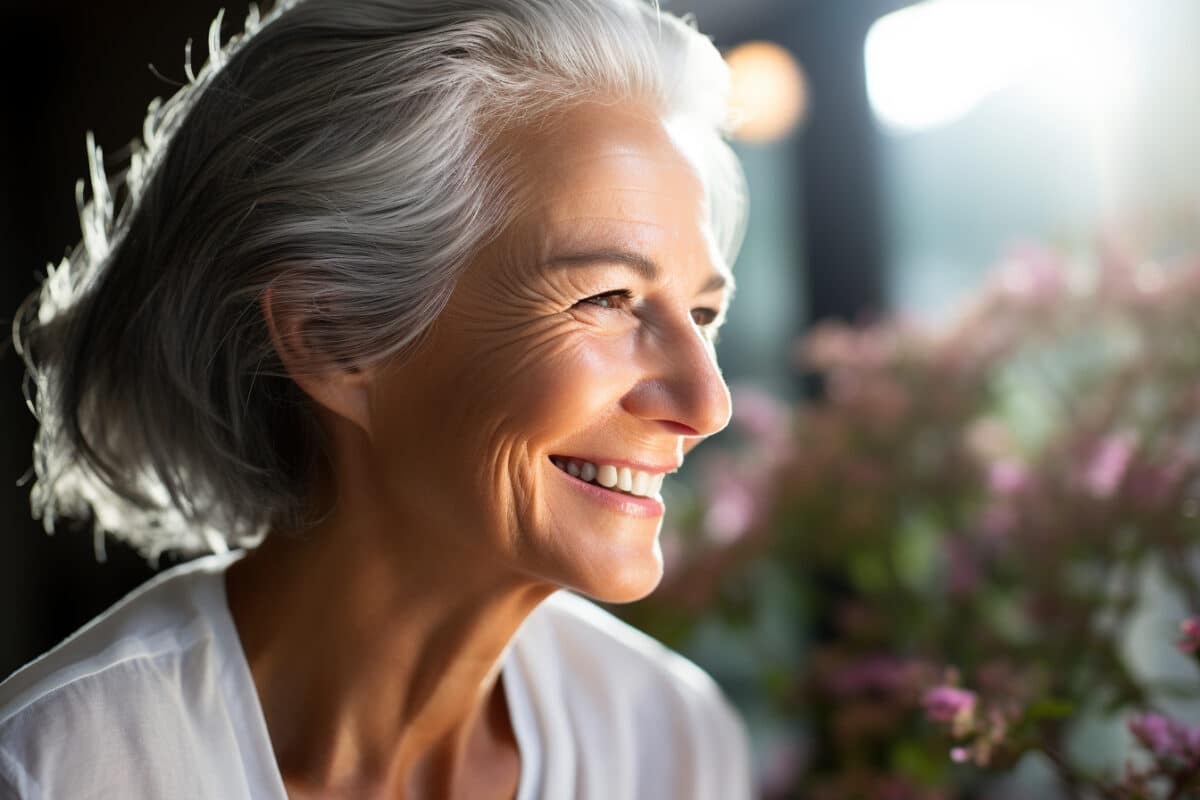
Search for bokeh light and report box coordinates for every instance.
[865,0,1135,134]
[724,41,808,143]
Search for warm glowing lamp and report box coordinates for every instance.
[725,41,808,143]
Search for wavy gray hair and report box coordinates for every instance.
[12,0,747,562]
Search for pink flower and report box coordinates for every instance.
[700,454,764,545]
[797,322,896,371]
[704,479,759,544]
[996,245,1066,303]
[829,374,911,424]
[987,461,1030,496]
[1128,713,1200,764]
[923,686,977,727]
[827,655,909,698]
[1082,433,1136,498]
[1178,617,1200,655]
[796,322,856,370]
[729,383,791,448]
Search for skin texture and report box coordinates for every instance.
[224,99,735,799]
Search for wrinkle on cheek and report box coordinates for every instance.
[477,428,541,559]
[469,317,592,383]
[508,441,540,552]
[473,424,519,534]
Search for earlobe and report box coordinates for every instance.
[260,285,374,438]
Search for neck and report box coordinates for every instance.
[224,497,553,797]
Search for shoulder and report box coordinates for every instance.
[0,551,246,797]
[515,590,754,797]
[0,550,242,724]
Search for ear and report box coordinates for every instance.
[260,285,374,438]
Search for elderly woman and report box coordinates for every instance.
[0,0,751,797]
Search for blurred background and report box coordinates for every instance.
[3,0,1200,797]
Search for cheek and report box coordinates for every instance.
[505,330,634,435]
[375,311,635,499]
[456,327,636,530]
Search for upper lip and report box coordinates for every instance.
[550,454,681,475]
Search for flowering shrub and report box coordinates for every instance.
[613,239,1200,798]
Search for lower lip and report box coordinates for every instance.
[548,459,665,518]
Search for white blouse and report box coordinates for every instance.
[0,551,754,799]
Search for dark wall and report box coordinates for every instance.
[0,0,224,679]
[715,0,919,327]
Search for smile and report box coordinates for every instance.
[549,456,665,498]
[548,456,665,517]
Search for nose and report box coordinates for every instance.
[620,312,733,445]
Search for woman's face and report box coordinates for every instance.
[366,101,734,603]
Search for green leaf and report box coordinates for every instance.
[1024,698,1075,721]
[895,512,941,593]
[849,550,890,592]
[891,739,947,784]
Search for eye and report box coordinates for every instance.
[693,308,724,346]
[575,290,724,342]
[577,289,634,310]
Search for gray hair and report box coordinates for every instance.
[12,0,748,562]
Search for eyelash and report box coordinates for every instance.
[577,289,722,333]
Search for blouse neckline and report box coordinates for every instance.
[200,549,536,799]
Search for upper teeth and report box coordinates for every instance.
[551,457,666,499]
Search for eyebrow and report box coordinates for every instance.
[543,249,733,295]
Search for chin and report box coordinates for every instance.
[570,541,665,605]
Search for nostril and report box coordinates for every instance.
[657,420,699,436]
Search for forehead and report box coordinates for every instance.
[500,101,727,274]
